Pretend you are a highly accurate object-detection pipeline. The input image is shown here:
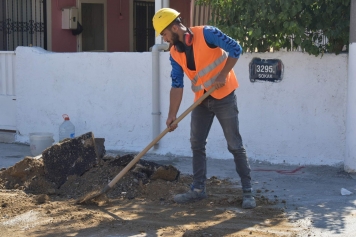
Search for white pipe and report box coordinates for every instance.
[151,0,169,148]
[155,0,169,44]
[152,43,169,149]
[155,0,163,44]
[163,0,169,8]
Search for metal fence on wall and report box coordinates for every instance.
[134,1,155,52]
[0,0,46,51]
[191,0,212,26]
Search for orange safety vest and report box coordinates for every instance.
[170,26,239,102]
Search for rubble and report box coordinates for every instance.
[0,135,290,237]
[42,132,99,187]
[0,132,181,199]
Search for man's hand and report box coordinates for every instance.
[213,57,238,89]
[166,116,178,132]
[213,73,227,89]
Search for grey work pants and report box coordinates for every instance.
[190,91,252,191]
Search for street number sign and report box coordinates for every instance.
[249,58,284,82]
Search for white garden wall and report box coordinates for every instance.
[15,47,348,165]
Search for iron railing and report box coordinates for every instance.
[134,1,155,52]
[0,0,46,51]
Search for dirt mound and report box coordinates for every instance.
[0,154,179,200]
[0,157,53,194]
[0,154,296,237]
[0,154,276,205]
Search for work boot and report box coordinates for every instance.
[174,185,207,203]
[242,190,256,209]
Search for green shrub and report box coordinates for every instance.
[196,0,350,56]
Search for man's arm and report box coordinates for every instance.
[203,26,241,89]
[168,55,184,131]
[214,57,238,89]
[167,87,183,131]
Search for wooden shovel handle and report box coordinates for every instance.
[107,87,216,188]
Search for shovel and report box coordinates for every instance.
[77,87,215,204]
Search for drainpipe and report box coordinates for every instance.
[152,43,169,149]
[163,0,169,8]
[154,0,169,45]
[154,0,164,44]
[151,0,169,148]
[345,0,356,173]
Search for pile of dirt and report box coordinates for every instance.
[0,157,52,194]
[0,154,276,205]
[0,154,296,237]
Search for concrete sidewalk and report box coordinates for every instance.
[1,142,356,236]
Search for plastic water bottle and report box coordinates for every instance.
[59,114,75,142]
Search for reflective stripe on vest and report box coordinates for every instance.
[191,51,228,92]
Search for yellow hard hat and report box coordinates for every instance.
[152,8,180,37]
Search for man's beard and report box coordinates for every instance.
[171,32,180,45]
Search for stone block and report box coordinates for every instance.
[150,165,180,181]
[42,132,98,188]
[109,154,180,182]
[94,138,105,159]
[0,130,16,143]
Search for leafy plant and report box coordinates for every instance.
[196,0,350,56]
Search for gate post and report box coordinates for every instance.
[345,0,356,173]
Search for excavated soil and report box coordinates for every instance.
[0,154,299,237]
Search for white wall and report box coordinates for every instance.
[15,47,348,165]
[0,52,16,130]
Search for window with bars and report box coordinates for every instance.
[134,1,155,52]
[0,0,46,51]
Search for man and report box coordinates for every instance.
[152,8,256,209]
